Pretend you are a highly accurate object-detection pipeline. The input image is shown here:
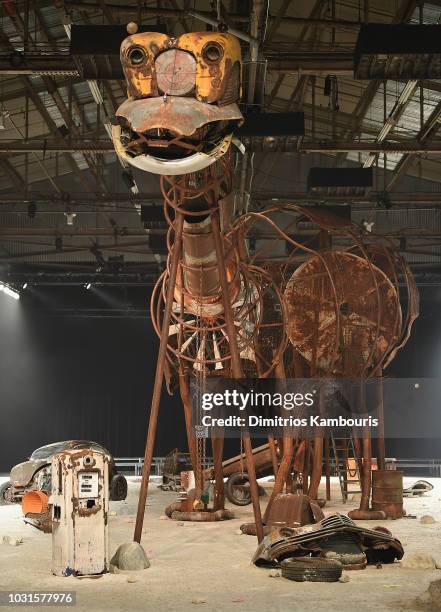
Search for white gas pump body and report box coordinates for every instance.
[50,449,109,577]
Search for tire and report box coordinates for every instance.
[0,481,13,505]
[225,473,251,506]
[281,557,343,582]
[109,474,128,501]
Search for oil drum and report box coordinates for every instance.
[371,470,403,519]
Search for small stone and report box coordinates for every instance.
[235,529,243,535]
[268,569,281,578]
[127,576,138,583]
[110,542,150,571]
[400,553,436,570]
[2,536,22,546]
[339,575,350,583]
[159,515,168,520]
[420,515,436,524]
[176,521,185,526]
[192,597,207,604]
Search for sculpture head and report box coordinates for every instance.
[112,31,243,175]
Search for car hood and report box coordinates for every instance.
[10,460,47,487]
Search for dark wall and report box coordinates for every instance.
[385,292,441,460]
[0,286,440,472]
[0,287,186,472]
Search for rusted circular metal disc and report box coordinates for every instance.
[155,49,196,96]
[284,251,401,375]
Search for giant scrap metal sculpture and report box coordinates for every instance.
[113,27,419,546]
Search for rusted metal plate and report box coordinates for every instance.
[155,49,196,96]
[284,251,401,375]
[266,493,325,527]
[220,443,278,477]
[372,470,404,519]
[116,96,243,138]
[10,459,46,487]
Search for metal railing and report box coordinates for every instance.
[115,457,213,477]
[116,457,441,478]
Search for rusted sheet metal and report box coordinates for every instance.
[174,214,240,317]
[371,470,404,519]
[120,31,242,104]
[284,251,401,375]
[116,97,243,138]
[11,460,46,487]
[24,508,53,534]
[252,513,404,566]
[266,493,325,527]
[156,49,197,96]
[219,442,280,478]
[120,32,169,98]
[240,493,324,535]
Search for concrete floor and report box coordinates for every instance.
[0,475,440,612]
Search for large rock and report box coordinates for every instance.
[110,542,150,572]
[2,536,23,546]
[420,515,437,524]
[400,552,437,570]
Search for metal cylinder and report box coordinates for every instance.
[371,470,404,519]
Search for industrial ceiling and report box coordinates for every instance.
[1,0,441,288]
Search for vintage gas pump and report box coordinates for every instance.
[50,449,109,577]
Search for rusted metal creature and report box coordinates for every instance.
[114,25,418,545]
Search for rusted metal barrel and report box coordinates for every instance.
[371,470,404,519]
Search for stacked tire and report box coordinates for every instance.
[281,557,343,582]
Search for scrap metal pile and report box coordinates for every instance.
[252,513,404,569]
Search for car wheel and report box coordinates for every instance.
[109,474,128,501]
[225,472,252,506]
[0,481,14,505]
[281,557,343,582]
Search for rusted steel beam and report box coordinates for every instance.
[210,209,264,542]
[133,212,184,544]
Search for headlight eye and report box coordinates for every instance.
[202,42,223,63]
[128,46,146,65]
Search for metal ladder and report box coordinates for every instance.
[330,433,362,503]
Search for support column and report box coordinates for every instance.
[134,212,184,544]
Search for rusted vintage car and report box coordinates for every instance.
[0,440,127,505]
